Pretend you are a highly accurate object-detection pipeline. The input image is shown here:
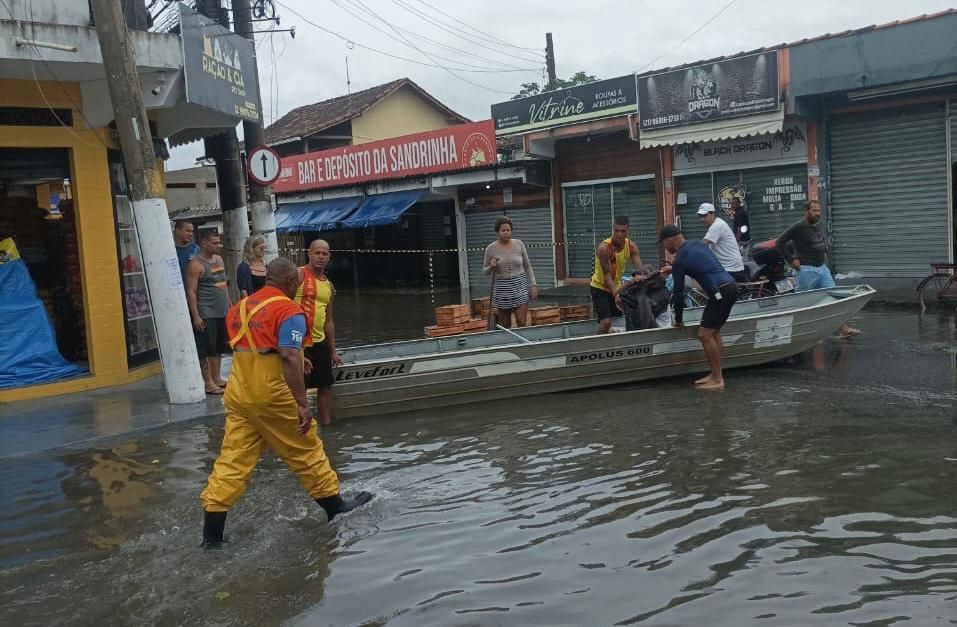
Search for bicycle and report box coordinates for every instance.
[684,279,774,308]
[916,262,957,311]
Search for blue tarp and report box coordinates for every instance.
[275,196,363,233]
[340,190,425,229]
[0,259,84,389]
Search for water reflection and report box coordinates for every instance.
[1,309,955,626]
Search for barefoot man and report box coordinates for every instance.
[660,225,738,391]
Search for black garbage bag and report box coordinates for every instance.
[619,266,670,331]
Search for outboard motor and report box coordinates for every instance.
[750,239,794,294]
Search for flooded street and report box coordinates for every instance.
[2,298,956,626]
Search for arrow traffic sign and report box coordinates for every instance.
[246,146,281,186]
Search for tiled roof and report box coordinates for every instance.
[264,78,469,145]
[638,8,957,77]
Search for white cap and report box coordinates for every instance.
[697,202,716,215]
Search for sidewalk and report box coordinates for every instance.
[0,374,225,459]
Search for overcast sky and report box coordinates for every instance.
[165,0,955,170]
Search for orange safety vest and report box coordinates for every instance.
[294,265,333,346]
[224,286,305,409]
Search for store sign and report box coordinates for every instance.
[639,52,779,131]
[672,120,807,174]
[762,175,807,213]
[273,120,496,193]
[491,75,637,136]
[717,184,747,217]
[179,3,261,122]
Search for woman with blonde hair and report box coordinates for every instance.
[236,236,267,297]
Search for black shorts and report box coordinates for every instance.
[194,317,229,358]
[700,283,738,330]
[590,287,619,321]
[305,342,334,389]
[729,270,749,283]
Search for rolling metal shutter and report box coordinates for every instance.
[464,208,556,295]
[675,173,713,241]
[951,100,957,162]
[465,211,499,296]
[829,104,950,276]
[612,179,659,266]
[715,163,809,242]
[563,185,612,278]
[506,206,556,288]
[419,202,456,285]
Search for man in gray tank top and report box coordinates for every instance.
[186,230,231,394]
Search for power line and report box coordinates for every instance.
[338,0,541,72]
[386,0,545,65]
[636,0,741,74]
[410,0,542,53]
[327,0,539,72]
[275,0,529,82]
[351,0,517,95]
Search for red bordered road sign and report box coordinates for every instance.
[247,146,281,186]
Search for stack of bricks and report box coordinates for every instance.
[559,305,590,322]
[529,306,561,326]
[425,304,488,338]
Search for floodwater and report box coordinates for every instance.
[2,296,956,626]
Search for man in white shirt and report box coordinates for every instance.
[698,203,747,282]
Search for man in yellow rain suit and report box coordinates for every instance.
[200,258,372,547]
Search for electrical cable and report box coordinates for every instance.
[636,0,740,73]
[340,0,540,71]
[327,0,539,72]
[351,0,517,95]
[386,0,544,64]
[276,0,533,80]
[410,0,542,53]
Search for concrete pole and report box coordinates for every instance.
[201,0,250,302]
[90,0,205,404]
[206,131,249,303]
[545,33,557,91]
[233,0,279,262]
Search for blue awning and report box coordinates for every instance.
[275,196,363,233]
[340,190,425,229]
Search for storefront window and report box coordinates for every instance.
[563,179,657,278]
[109,152,158,366]
[676,163,809,245]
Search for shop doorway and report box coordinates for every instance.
[288,200,460,289]
[0,148,88,377]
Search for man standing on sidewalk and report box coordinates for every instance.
[295,239,341,425]
[776,200,860,337]
[173,220,199,278]
[186,230,231,394]
[698,203,747,282]
[200,258,373,547]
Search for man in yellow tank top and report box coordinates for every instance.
[295,239,341,426]
[590,215,642,334]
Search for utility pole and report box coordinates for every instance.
[233,0,279,263]
[545,32,557,91]
[201,0,251,301]
[90,0,205,404]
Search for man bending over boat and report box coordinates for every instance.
[199,258,372,547]
[590,215,642,334]
[659,225,737,391]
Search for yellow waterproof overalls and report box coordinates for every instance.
[201,290,340,512]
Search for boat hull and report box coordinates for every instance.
[332,286,875,419]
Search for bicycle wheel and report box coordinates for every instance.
[686,288,709,307]
[917,273,953,311]
[739,285,771,301]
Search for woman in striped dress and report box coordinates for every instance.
[483,216,537,328]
